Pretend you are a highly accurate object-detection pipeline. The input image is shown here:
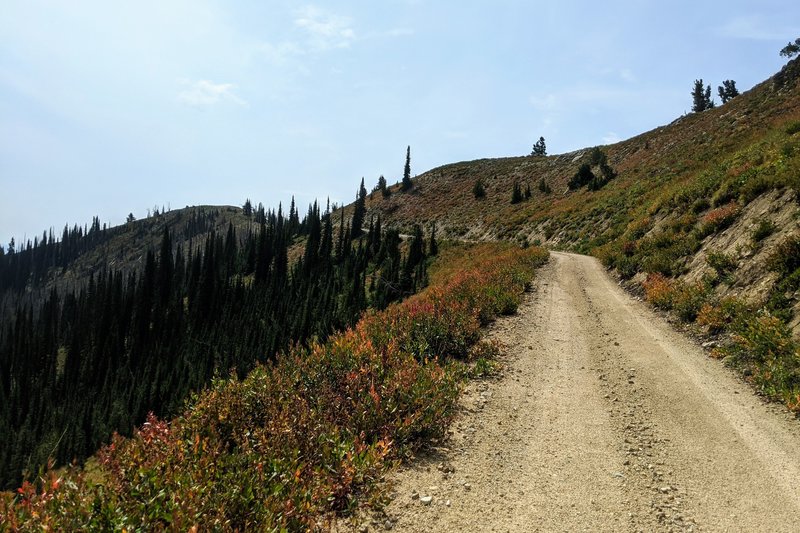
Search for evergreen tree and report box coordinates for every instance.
[531,136,547,156]
[242,199,253,218]
[692,79,715,112]
[717,80,739,103]
[569,164,595,190]
[691,79,705,112]
[473,179,486,199]
[538,178,551,194]
[351,178,367,236]
[401,146,413,191]
[780,38,800,59]
[376,175,390,198]
[511,182,524,204]
[429,223,438,256]
[524,183,532,200]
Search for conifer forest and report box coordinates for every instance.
[0,198,433,489]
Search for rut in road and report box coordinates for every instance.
[376,252,800,532]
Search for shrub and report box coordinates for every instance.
[706,251,737,278]
[691,198,711,214]
[767,236,800,275]
[696,297,750,335]
[616,255,639,279]
[786,120,800,135]
[671,281,710,322]
[751,218,776,243]
[626,217,652,240]
[641,250,679,277]
[699,202,740,236]
[469,357,503,378]
[643,273,709,321]
[643,273,674,310]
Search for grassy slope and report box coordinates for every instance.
[365,59,800,254]
[364,58,800,412]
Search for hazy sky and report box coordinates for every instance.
[2,1,799,247]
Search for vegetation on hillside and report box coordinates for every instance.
[365,56,800,412]
[0,197,433,490]
[1,243,548,530]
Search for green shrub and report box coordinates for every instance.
[751,218,776,243]
[469,357,502,378]
[767,236,800,275]
[766,267,800,321]
[616,255,639,279]
[786,120,800,135]
[706,251,737,279]
[672,282,710,322]
[691,198,711,214]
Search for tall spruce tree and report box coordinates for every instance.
[401,146,413,191]
[531,136,547,156]
[351,178,367,236]
[692,79,715,112]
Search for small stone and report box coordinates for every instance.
[411,490,419,500]
[359,525,369,533]
[463,483,472,491]
[659,486,671,493]
[384,520,393,530]
[420,495,433,505]
[445,500,451,507]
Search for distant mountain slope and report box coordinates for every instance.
[0,205,249,312]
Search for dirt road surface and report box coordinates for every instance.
[375,252,800,532]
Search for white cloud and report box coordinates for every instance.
[294,5,355,51]
[717,15,799,41]
[177,79,247,107]
[602,132,621,144]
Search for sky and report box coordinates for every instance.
[2,1,799,248]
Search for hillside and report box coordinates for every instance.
[367,60,799,251]
[356,57,800,420]
[0,198,433,491]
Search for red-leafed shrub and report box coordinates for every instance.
[699,202,740,236]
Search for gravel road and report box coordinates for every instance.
[375,252,800,532]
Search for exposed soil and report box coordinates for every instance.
[356,252,800,532]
